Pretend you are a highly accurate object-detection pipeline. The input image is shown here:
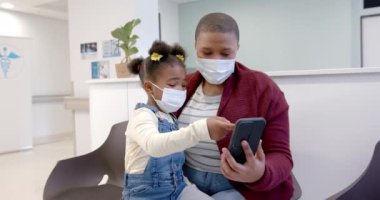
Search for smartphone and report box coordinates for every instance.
[228,118,266,164]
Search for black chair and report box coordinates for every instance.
[43,121,128,200]
[291,172,302,200]
[327,141,380,200]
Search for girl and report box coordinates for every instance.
[122,40,234,200]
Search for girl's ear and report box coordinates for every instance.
[143,81,153,94]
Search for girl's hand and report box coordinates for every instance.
[207,117,235,141]
[220,140,265,183]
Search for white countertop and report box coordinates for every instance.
[86,67,380,84]
[266,67,380,77]
[87,76,140,84]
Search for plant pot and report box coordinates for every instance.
[115,62,132,78]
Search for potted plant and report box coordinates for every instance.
[111,18,141,78]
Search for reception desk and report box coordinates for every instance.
[86,69,380,199]
[87,77,147,150]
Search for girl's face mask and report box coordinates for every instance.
[150,81,186,113]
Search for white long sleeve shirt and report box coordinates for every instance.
[124,107,211,174]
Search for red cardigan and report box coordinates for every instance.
[176,62,294,200]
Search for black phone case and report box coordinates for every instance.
[228,118,266,164]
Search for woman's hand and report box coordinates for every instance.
[220,140,265,183]
[207,117,235,141]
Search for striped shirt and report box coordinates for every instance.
[178,83,222,173]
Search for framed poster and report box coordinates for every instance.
[91,60,110,79]
[102,40,121,58]
[364,0,380,9]
[80,42,97,60]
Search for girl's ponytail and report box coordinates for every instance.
[148,41,171,61]
[128,57,144,75]
[171,44,186,62]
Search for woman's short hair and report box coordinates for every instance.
[195,12,239,42]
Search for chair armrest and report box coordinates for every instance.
[43,151,107,199]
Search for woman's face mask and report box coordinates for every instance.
[195,32,238,85]
[196,58,235,85]
[150,82,186,113]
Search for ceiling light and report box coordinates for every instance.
[1,2,15,9]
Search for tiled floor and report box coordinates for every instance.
[0,139,74,200]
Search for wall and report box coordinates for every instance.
[0,9,73,144]
[0,10,71,95]
[158,0,180,44]
[178,0,353,71]
[269,69,380,199]
[68,0,159,155]
[32,101,73,143]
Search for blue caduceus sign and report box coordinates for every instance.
[0,47,20,78]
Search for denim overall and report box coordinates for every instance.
[122,103,186,200]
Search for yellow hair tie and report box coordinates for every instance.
[151,52,163,61]
[176,54,184,62]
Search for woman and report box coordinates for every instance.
[176,13,293,200]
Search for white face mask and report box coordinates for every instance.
[150,82,186,113]
[196,58,235,85]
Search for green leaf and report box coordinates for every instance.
[132,18,141,28]
[129,39,137,47]
[111,28,129,42]
[124,18,141,36]
[119,43,128,50]
[127,47,138,56]
[110,28,122,39]
[130,34,139,41]
[123,20,133,30]
[124,24,133,36]
[119,43,128,55]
